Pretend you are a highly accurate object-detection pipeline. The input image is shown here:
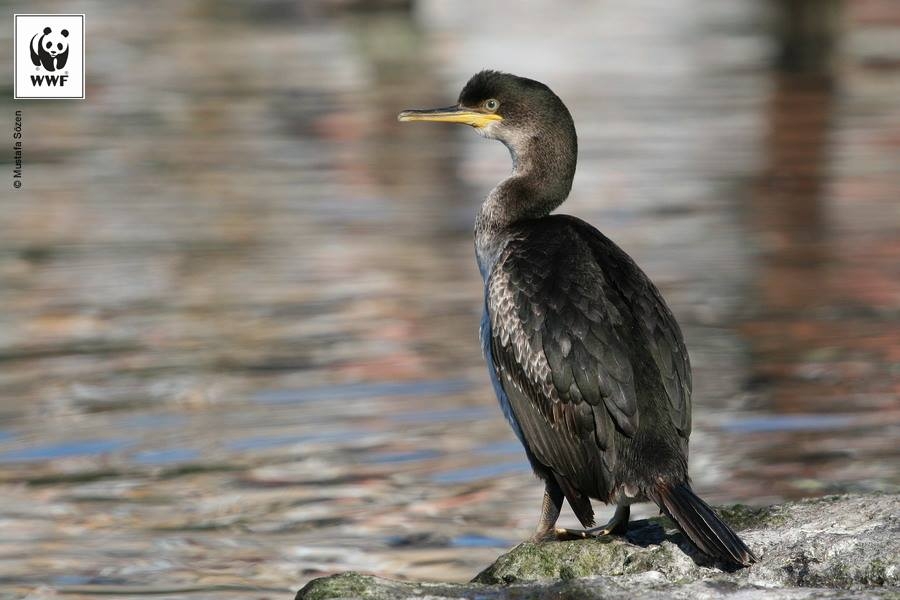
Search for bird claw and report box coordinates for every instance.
[551,526,615,541]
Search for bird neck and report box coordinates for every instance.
[475,128,577,236]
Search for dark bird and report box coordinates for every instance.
[398,70,757,567]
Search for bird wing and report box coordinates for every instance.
[486,216,691,502]
[572,217,692,438]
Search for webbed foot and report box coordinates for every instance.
[544,504,630,541]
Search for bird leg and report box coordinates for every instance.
[553,504,630,540]
[531,481,565,541]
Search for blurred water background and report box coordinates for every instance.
[1,0,899,598]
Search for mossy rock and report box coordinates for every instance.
[715,503,783,530]
[296,493,900,600]
[296,572,492,600]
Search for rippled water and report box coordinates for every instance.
[1,0,898,598]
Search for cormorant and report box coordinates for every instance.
[398,70,756,567]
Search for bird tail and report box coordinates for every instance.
[652,482,757,567]
[555,473,595,528]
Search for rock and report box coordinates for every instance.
[296,493,900,599]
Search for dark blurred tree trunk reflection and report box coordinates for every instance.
[741,3,842,408]
[771,0,844,75]
[752,74,834,313]
[346,10,471,236]
[341,9,483,375]
[732,3,846,495]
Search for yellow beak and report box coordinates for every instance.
[397,106,502,128]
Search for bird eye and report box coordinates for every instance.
[484,99,500,112]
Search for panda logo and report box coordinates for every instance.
[30,26,69,72]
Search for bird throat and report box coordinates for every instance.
[474,130,576,279]
[475,129,577,236]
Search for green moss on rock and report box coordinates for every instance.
[473,533,690,585]
[475,539,618,584]
[297,573,385,600]
[296,572,500,600]
[715,503,782,530]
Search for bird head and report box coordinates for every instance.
[398,70,575,151]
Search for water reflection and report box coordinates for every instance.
[133,448,202,465]
[430,462,532,485]
[731,57,900,500]
[0,439,132,463]
[252,379,472,404]
[0,0,897,596]
[719,413,857,433]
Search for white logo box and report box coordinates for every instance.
[14,14,85,99]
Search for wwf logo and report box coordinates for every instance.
[14,14,84,99]
[30,26,69,72]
